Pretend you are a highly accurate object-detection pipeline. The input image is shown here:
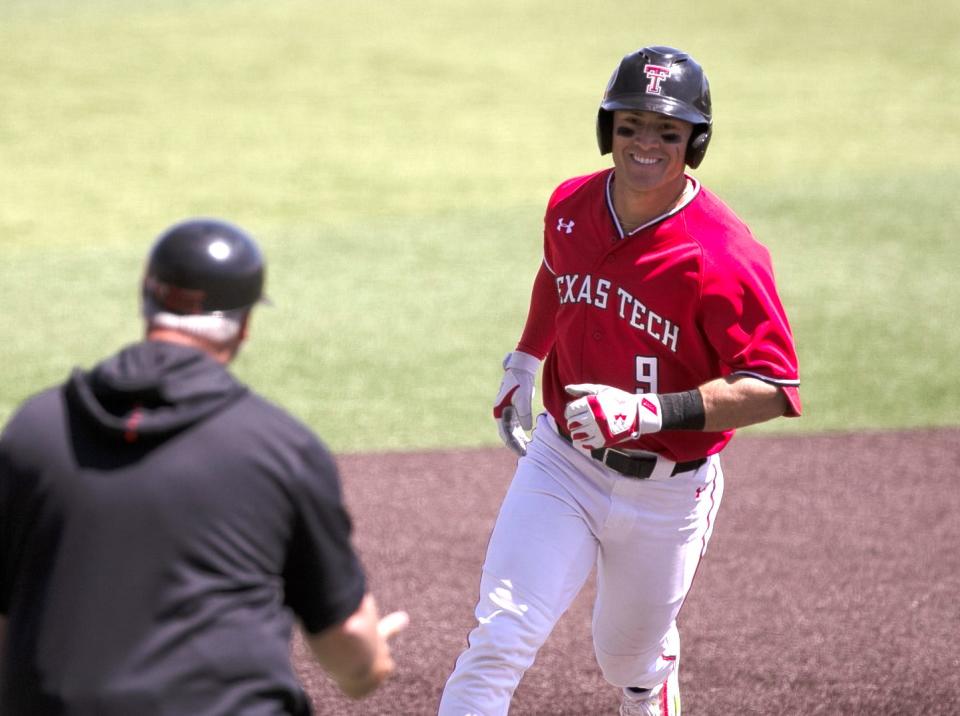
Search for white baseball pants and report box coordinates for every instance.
[439,414,723,716]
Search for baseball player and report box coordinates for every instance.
[438,46,801,716]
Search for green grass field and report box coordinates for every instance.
[2,0,958,451]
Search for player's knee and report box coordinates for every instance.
[466,607,542,668]
[462,573,556,671]
[444,612,542,707]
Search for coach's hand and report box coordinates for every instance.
[563,384,663,451]
[493,351,540,456]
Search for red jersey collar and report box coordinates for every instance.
[605,171,701,240]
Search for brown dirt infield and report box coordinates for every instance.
[293,428,960,715]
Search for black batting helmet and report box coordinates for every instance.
[597,46,712,168]
[142,218,267,316]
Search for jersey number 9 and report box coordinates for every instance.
[636,356,659,394]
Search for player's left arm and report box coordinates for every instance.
[564,376,791,450]
[697,374,790,432]
[692,236,802,431]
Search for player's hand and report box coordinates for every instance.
[563,384,663,451]
[493,351,541,456]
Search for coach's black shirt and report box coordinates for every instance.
[0,341,366,715]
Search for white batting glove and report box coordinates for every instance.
[493,351,541,456]
[563,384,663,452]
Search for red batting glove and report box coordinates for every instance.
[563,384,663,451]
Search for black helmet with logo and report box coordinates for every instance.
[142,218,266,316]
[596,46,713,168]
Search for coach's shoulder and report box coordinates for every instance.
[225,389,340,482]
[232,390,322,442]
[1,385,65,445]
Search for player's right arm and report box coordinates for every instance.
[304,594,408,699]
[515,261,559,360]
[494,261,559,455]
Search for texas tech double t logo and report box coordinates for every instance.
[643,64,671,94]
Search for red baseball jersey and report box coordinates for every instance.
[521,168,801,462]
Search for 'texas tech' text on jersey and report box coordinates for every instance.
[555,273,682,353]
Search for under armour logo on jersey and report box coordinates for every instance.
[643,64,671,94]
[557,218,575,234]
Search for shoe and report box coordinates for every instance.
[619,667,680,716]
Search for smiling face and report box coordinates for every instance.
[610,110,693,197]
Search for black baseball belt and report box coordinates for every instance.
[557,430,706,479]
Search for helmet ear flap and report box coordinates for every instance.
[685,125,712,169]
[596,109,614,154]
